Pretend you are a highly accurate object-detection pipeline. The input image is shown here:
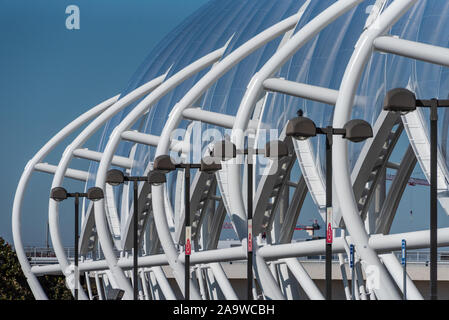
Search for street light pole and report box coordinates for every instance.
[286,110,373,301]
[383,88,449,300]
[211,140,288,301]
[153,155,222,300]
[430,100,438,300]
[247,158,253,300]
[50,186,104,300]
[106,169,166,300]
[184,164,191,301]
[74,193,80,300]
[325,126,333,300]
[132,180,139,300]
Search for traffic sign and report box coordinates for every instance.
[350,244,354,269]
[401,239,406,266]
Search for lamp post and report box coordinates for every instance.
[286,110,373,300]
[153,155,222,300]
[212,139,289,300]
[50,186,104,300]
[383,88,449,300]
[106,169,166,300]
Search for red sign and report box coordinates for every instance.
[326,207,333,244]
[185,226,191,255]
[186,238,191,255]
[326,222,333,244]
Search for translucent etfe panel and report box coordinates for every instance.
[353,0,449,174]
[257,0,373,185]
[85,0,307,212]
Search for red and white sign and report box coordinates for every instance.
[326,207,333,244]
[248,219,253,252]
[185,226,191,255]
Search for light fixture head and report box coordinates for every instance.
[264,140,288,159]
[211,140,237,160]
[106,169,125,186]
[50,187,68,202]
[383,88,417,113]
[200,156,222,173]
[153,155,176,173]
[286,111,317,140]
[147,170,167,185]
[343,119,373,143]
[87,187,104,201]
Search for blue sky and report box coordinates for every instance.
[1,0,448,248]
[0,0,208,246]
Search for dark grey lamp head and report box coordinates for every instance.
[153,155,176,173]
[147,170,167,185]
[50,187,68,202]
[343,119,373,143]
[87,187,104,201]
[106,169,125,186]
[286,111,317,140]
[383,88,417,113]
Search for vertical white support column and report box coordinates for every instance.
[140,270,150,300]
[195,266,207,300]
[338,253,351,300]
[94,272,105,300]
[85,272,93,300]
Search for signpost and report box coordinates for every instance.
[350,244,355,300]
[402,239,407,300]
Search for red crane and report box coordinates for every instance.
[295,219,320,237]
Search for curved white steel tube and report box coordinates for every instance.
[284,258,324,300]
[379,253,423,300]
[12,94,118,300]
[152,13,303,300]
[331,0,417,300]
[208,263,238,300]
[94,46,227,299]
[47,72,168,299]
[228,0,364,300]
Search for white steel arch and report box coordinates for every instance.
[12,94,119,299]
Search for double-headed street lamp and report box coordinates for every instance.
[383,88,449,300]
[153,155,222,300]
[286,109,373,300]
[211,139,289,300]
[106,169,166,300]
[50,186,105,300]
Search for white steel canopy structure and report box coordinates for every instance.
[12,0,449,300]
